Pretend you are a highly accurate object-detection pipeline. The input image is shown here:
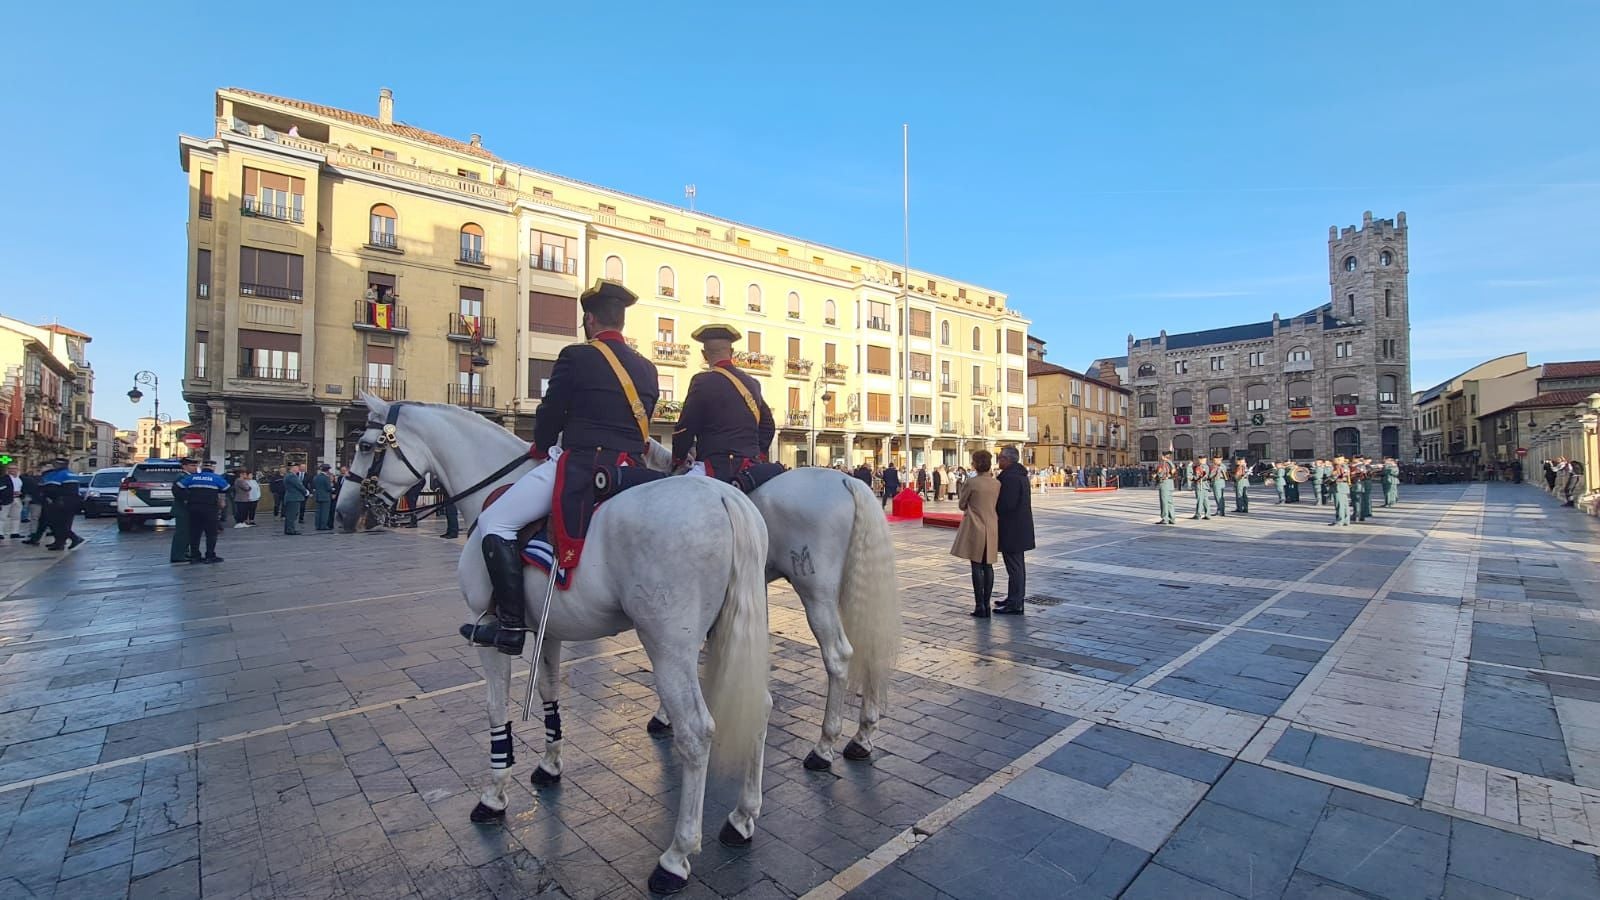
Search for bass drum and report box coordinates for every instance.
[1291,465,1311,483]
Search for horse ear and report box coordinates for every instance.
[361,392,390,423]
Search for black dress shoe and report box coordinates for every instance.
[440,532,459,539]
[994,605,1025,615]
[68,536,84,549]
[969,607,990,618]
[204,556,223,563]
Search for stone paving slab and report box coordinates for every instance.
[4,481,1600,898]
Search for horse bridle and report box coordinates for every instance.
[346,402,531,524]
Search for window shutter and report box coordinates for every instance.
[365,345,395,365]
[243,168,259,196]
[239,247,257,283]
[748,332,762,354]
[528,359,556,398]
[460,286,484,302]
[287,254,304,293]
[238,329,300,352]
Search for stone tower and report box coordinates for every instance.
[1328,211,1411,457]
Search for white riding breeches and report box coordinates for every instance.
[683,462,708,477]
[477,446,561,541]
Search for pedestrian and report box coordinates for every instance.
[179,461,228,564]
[881,461,900,509]
[233,470,257,527]
[168,458,198,561]
[0,461,21,539]
[1544,460,1557,492]
[221,468,238,526]
[932,465,944,503]
[313,464,335,531]
[916,465,929,500]
[1564,458,1585,507]
[852,462,873,490]
[269,470,285,518]
[994,446,1035,615]
[245,472,261,524]
[950,449,1000,618]
[282,464,308,534]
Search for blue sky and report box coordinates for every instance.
[2,3,1596,430]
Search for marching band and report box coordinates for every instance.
[1147,452,1400,526]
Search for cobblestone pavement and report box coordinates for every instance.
[1,483,1598,898]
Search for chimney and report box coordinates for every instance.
[469,133,482,148]
[1098,360,1121,386]
[378,88,393,125]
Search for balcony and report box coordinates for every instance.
[353,300,409,334]
[786,411,810,428]
[448,314,497,344]
[458,248,486,266]
[785,358,813,377]
[705,294,722,307]
[747,302,763,313]
[822,362,848,381]
[353,377,405,402]
[1283,358,1314,373]
[654,400,683,423]
[241,198,304,224]
[735,352,773,373]
[653,342,690,365]
[824,413,853,429]
[867,317,890,331]
[909,370,932,382]
[447,384,496,409]
[787,311,801,320]
[240,282,303,302]
[367,231,400,252]
[940,380,959,395]
[940,420,958,434]
[199,199,213,219]
[973,384,991,397]
[237,363,300,382]
[909,414,933,426]
[530,253,577,275]
[824,317,837,326]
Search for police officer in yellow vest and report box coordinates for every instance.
[672,324,775,480]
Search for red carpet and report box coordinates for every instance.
[922,512,962,529]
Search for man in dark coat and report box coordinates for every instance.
[852,463,873,489]
[312,464,335,530]
[467,279,657,656]
[994,446,1036,614]
[671,324,774,480]
[881,462,900,509]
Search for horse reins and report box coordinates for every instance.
[346,402,532,525]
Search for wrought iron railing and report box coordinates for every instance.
[353,300,408,332]
[448,314,497,342]
[447,384,495,408]
[353,377,405,401]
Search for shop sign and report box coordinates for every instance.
[253,420,314,439]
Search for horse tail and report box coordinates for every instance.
[704,490,772,767]
[838,475,902,712]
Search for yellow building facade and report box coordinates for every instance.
[180,88,1028,471]
[1026,359,1133,469]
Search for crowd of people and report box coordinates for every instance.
[1543,456,1588,507]
[0,457,83,550]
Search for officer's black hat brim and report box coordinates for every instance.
[690,324,742,344]
[580,279,638,311]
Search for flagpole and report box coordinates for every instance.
[901,123,911,475]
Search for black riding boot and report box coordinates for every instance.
[969,563,990,618]
[460,535,528,655]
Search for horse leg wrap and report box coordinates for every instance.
[543,701,562,744]
[490,721,515,770]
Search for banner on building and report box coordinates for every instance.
[1334,404,1357,417]
[1289,407,1312,419]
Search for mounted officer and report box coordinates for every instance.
[672,324,775,484]
[465,279,658,656]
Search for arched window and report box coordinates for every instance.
[603,255,623,282]
[1245,383,1270,412]
[459,223,484,264]
[824,299,837,325]
[1289,429,1315,460]
[1207,387,1230,417]
[1247,430,1270,460]
[787,291,802,320]
[972,326,981,351]
[940,320,951,345]
[1378,374,1399,404]
[746,284,762,312]
[1137,363,1156,378]
[705,275,722,306]
[1380,250,1393,267]
[1172,390,1193,418]
[1287,380,1312,410]
[370,204,397,248]
[1171,434,1194,461]
[1332,375,1359,407]
[1344,255,1358,272]
[1139,435,1159,462]
[1381,426,1400,459]
[1334,427,1361,458]
[1287,346,1311,363]
[1209,433,1232,457]
[1138,393,1157,418]
[657,266,675,297]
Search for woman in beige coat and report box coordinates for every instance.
[950,449,1001,617]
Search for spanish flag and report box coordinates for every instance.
[374,303,391,330]
[462,314,479,339]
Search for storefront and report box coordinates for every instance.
[246,418,316,474]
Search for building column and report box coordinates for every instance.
[320,406,341,467]
[842,434,855,466]
[210,404,227,470]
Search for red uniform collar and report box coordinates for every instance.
[593,330,625,342]
[712,359,736,370]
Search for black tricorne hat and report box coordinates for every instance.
[690,323,742,344]
[579,278,638,313]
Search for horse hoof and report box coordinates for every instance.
[647,717,673,737]
[719,820,753,848]
[803,750,833,771]
[842,740,872,761]
[530,766,561,787]
[469,802,506,824]
[647,864,689,895]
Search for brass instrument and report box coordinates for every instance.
[1291,465,1310,483]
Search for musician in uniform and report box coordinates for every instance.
[1273,460,1288,504]
[672,324,775,481]
[1153,452,1176,524]
[1285,462,1302,503]
[1309,458,1326,506]
[1232,457,1250,514]
[465,280,657,656]
[1330,456,1352,526]
[1191,456,1212,520]
[1382,457,1400,507]
[1209,456,1228,517]
[1355,457,1375,522]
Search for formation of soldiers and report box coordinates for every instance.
[1149,453,1400,527]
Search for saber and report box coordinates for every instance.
[520,569,559,721]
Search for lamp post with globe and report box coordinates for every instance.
[127,371,164,458]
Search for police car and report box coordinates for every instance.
[117,459,186,531]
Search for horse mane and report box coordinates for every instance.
[408,402,530,454]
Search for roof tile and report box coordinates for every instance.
[224,88,495,160]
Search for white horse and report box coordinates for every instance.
[640,442,902,770]
[335,398,772,894]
